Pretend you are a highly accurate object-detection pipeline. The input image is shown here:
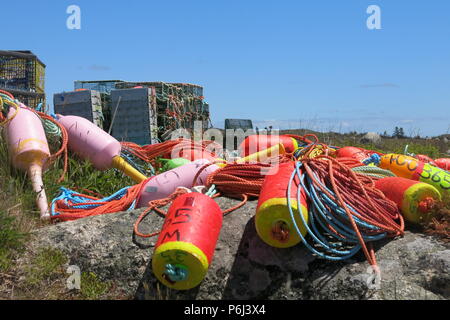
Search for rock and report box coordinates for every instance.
[360,132,382,145]
[29,198,449,300]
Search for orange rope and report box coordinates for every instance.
[300,155,404,266]
[51,178,152,222]
[133,188,190,238]
[121,139,220,169]
[132,161,273,239]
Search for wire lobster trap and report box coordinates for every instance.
[114,81,210,138]
[0,51,46,108]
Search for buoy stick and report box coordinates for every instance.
[28,163,50,220]
[111,155,148,183]
[236,143,286,164]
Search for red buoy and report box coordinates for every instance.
[374,177,441,224]
[255,162,309,248]
[239,135,299,157]
[415,154,435,165]
[152,192,223,290]
[434,158,450,171]
[336,147,370,163]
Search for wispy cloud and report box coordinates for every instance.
[359,83,400,89]
[89,64,111,71]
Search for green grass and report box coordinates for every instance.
[0,210,27,272]
[80,272,111,300]
[24,247,68,287]
[0,131,134,279]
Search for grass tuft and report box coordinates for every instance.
[24,247,68,287]
[80,272,111,300]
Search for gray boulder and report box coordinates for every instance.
[360,132,382,145]
[29,198,449,300]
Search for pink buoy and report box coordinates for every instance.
[5,104,51,220]
[56,114,147,183]
[137,159,219,208]
[57,114,121,170]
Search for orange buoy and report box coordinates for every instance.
[379,154,450,196]
[374,177,441,224]
[434,158,450,171]
[255,161,309,248]
[152,192,222,290]
[239,135,299,157]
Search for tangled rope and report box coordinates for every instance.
[50,177,153,221]
[121,138,221,169]
[132,161,278,239]
[289,156,404,267]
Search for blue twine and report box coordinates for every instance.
[50,186,135,217]
[287,161,387,261]
[165,264,188,282]
[363,154,381,166]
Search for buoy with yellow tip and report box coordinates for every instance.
[236,143,286,164]
[379,154,449,196]
[374,177,441,224]
[152,192,222,290]
[56,115,148,183]
[239,135,300,157]
[255,161,309,248]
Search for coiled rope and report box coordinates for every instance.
[288,156,404,267]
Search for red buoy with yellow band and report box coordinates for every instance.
[152,192,222,290]
[255,161,309,248]
[379,154,450,196]
[374,177,441,224]
[239,135,300,157]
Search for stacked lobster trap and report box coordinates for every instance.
[54,81,211,145]
[0,50,46,108]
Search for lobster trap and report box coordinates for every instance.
[114,82,211,138]
[0,51,46,108]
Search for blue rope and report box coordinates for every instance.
[50,186,135,217]
[165,264,188,282]
[363,154,381,166]
[287,161,387,261]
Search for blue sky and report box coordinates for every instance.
[2,0,449,136]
